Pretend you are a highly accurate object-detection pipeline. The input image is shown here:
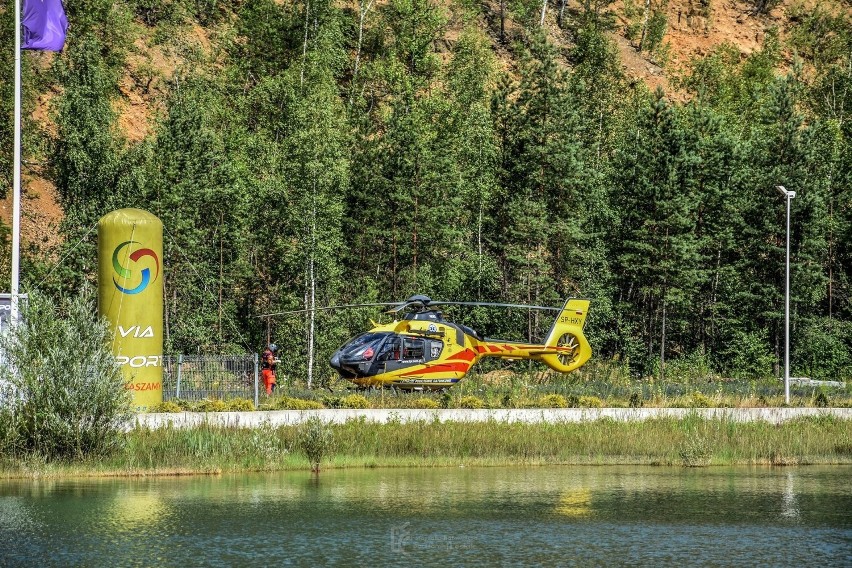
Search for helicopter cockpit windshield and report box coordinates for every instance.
[340,332,389,361]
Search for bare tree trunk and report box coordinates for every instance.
[647,291,654,364]
[659,227,669,380]
[477,196,484,297]
[218,212,224,344]
[660,296,667,382]
[307,188,317,389]
[392,230,397,297]
[711,243,721,349]
[527,272,532,342]
[165,278,171,348]
[300,0,310,87]
[304,287,310,383]
[351,0,374,103]
[534,250,542,339]
[307,253,315,389]
[638,0,651,51]
[828,176,834,319]
[413,194,418,286]
[539,0,547,26]
[774,330,780,377]
[500,0,506,42]
[558,0,567,27]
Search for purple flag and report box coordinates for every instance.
[22,0,68,51]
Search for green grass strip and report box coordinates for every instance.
[1,414,849,478]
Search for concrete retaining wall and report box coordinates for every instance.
[132,407,852,429]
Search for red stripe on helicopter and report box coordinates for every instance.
[448,349,477,362]
[501,344,516,351]
[488,345,501,353]
[475,345,488,354]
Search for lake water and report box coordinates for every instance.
[1,466,849,566]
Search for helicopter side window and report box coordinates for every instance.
[378,337,402,361]
[429,340,443,360]
[402,338,424,360]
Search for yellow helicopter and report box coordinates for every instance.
[271,295,592,389]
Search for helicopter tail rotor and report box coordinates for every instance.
[538,299,592,373]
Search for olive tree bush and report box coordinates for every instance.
[0,290,131,461]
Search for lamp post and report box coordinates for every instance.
[776,185,795,405]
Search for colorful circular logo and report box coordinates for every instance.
[112,240,160,295]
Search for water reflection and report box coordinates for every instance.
[0,466,850,566]
[555,489,592,517]
[781,470,800,521]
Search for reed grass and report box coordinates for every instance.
[1,414,849,478]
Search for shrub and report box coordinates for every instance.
[0,290,132,460]
[689,392,713,408]
[298,416,333,472]
[227,398,255,411]
[643,9,668,54]
[411,397,439,409]
[539,394,568,408]
[664,351,715,383]
[458,396,484,409]
[440,391,452,408]
[194,399,228,412]
[151,401,182,413]
[679,431,712,467]
[321,395,343,409]
[629,392,643,408]
[271,397,324,410]
[796,318,852,381]
[578,396,603,408]
[723,330,775,379]
[515,397,540,408]
[340,394,370,409]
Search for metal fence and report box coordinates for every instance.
[162,354,259,407]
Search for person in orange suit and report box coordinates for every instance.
[261,343,278,395]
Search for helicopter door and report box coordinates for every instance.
[378,337,402,362]
[377,336,406,373]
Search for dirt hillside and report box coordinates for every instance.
[0,0,831,251]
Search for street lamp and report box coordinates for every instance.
[776,185,795,404]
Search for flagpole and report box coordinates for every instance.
[11,0,22,327]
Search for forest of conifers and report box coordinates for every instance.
[0,0,850,382]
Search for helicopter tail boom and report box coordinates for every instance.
[537,299,592,373]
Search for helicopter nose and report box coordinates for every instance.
[329,352,342,371]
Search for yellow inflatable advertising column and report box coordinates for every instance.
[98,209,164,412]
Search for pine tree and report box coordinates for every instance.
[611,89,699,375]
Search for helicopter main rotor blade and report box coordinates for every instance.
[258,302,402,318]
[258,297,563,318]
[383,294,433,313]
[385,300,426,314]
[427,301,562,312]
